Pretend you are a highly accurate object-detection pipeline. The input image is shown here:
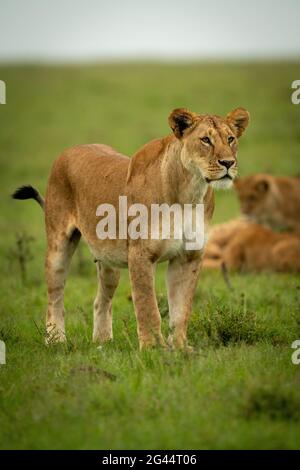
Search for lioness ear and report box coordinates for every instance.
[226,107,250,137]
[168,108,197,139]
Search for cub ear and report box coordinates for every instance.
[168,108,197,139]
[255,179,269,194]
[226,107,250,137]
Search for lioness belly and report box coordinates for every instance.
[86,238,128,268]
[83,237,200,268]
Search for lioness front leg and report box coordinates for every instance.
[128,247,165,350]
[166,255,202,349]
[93,262,120,344]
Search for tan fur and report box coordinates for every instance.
[42,107,249,350]
[203,218,249,268]
[204,222,300,272]
[234,174,300,232]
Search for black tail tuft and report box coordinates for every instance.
[12,185,45,209]
[12,185,39,200]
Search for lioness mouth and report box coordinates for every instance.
[205,175,232,183]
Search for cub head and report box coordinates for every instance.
[234,174,274,222]
[169,107,250,189]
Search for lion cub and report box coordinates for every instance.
[234,174,300,233]
[203,221,300,272]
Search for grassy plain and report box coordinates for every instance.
[0,62,300,449]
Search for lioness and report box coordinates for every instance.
[13,107,249,350]
[234,174,300,232]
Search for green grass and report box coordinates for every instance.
[0,62,300,449]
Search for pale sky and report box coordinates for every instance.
[0,0,299,61]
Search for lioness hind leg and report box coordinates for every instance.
[93,262,120,344]
[45,228,81,344]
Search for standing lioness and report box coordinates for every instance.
[13,107,249,350]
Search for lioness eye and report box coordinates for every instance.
[201,136,211,145]
[228,136,235,144]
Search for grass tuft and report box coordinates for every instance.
[191,301,281,347]
[243,384,300,422]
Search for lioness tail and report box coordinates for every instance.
[12,185,45,210]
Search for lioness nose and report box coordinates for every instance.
[218,159,234,169]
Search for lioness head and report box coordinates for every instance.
[169,107,249,189]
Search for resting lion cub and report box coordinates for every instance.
[234,174,300,232]
[203,218,248,268]
[204,222,300,272]
[13,107,249,350]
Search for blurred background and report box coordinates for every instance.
[0,0,300,450]
[1,0,299,222]
[1,0,300,61]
